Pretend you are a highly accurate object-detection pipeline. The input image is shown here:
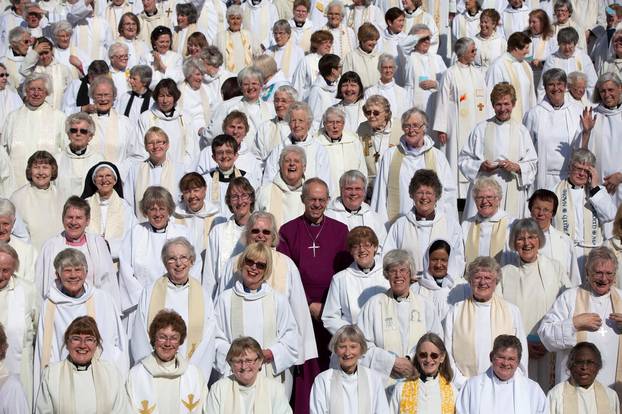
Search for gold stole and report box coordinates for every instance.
[242,3,270,45]
[269,183,285,228]
[465,216,508,263]
[267,251,287,294]
[147,276,205,359]
[386,145,437,224]
[533,37,547,61]
[41,296,96,368]
[453,64,486,150]
[105,4,131,37]
[225,30,252,72]
[329,367,371,414]
[452,294,514,377]
[197,0,224,33]
[347,5,369,31]
[553,180,601,254]
[380,291,426,356]
[562,381,611,414]
[86,192,125,241]
[78,18,103,61]
[90,110,119,162]
[280,40,294,77]
[211,168,242,203]
[574,287,622,398]
[230,290,278,376]
[399,376,455,414]
[227,374,272,413]
[58,358,111,414]
[135,159,174,216]
[502,57,534,122]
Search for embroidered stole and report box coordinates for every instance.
[452,294,514,377]
[347,6,370,32]
[360,120,401,178]
[399,376,455,414]
[554,180,601,254]
[502,57,534,122]
[465,216,508,263]
[562,381,611,414]
[380,291,426,356]
[279,40,295,77]
[86,192,125,241]
[147,276,205,359]
[225,30,252,72]
[329,368,371,414]
[58,358,111,414]
[452,64,486,163]
[402,214,447,274]
[242,3,270,46]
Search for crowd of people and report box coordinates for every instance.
[1,0,622,412]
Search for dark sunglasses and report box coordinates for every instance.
[364,109,381,116]
[244,258,267,270]
[418,352,440,360]
[0,73,9,78]
[69,128,89,135]
[250,228,272,235]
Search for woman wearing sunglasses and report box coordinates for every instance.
[214,242,300,398]
[389,332,456,413]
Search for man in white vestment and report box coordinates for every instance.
[0,199,37,283]
[456,334,548,413]
[500,0,531,38]
[1,73,66,189]
[524,68,583,191]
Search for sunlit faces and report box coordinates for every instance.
[588,259,616,296]
[554,5,570,24]
[568,78,586,100]
[0,67,8,90]
[417,341,445,376]
[227,14,243,32]
[67,333,98,365]
[142,0,156,13]
[528,15,543,35]
[364,103,388,130]
[474,186,500,218]
[492,94,514,122]
[153,34,172,54]
[54,30,71,49]
[230,348,262,386]
[340,178,365,211]
[414,30,431,54]
[25,79,47,107]
[361,38,378,53]
[428,248,449,279]
[350,240,376,269]
[479,15,496,38]
[68,120,93,150]
[279,151,305,185]
[93,167,117,198]
[510,43,530,61]
[128,74,146,93]
[212,143,238,171]
[340,80,361,104]
[242,255,267,289]
[469,268,497,301]
[58,265,87,297]
[228,186,252,219]
[387,15,405,34]
[109,51,129,71]
[177,13,189,28]
[0,251,16,290]
[37,43,54,66]
[182,185,206,212]
[491,346,520,381]
[241,77,262,101]
[317,39,333,55]
[302,183,329,223]
[144,132,169,163]
[156,90,175,112]
[154,326,181,362]
[224,118,248,142]
[544,79,566,107]
[63,206,90,240]
[273,91,294,119]
[402,112,426,148]
[293,4,309,23]
[146,203,170,230]
[164,243,193,284]
[569,347,600,388]
[558,41,576,59]
[529,198,555,229]
[379,61,396,83]
[14,33,32,55]
[411,184,437,217]
[597,80,622,109]
[0,215,13,243]
[187,40,203,57]
[326,6,343,28]
[324,113,345,139]
[93,83,114,112]
[248,217,274,244]
[335,339,363,374]
[387,263,411,297]
[568,161,592,187]
[30,161,53,189]
[514,231,539,263]
[288,109,311,141]
[120,16,138,39]
[187,68,203,89]
[460,43,477,64]
[273,29,290,48]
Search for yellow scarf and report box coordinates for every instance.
[58,357,111,414]
[399,376,455,414]
[225,30,252,72]
[465,216,508,263]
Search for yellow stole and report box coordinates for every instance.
[175,213,217,252]
[562,381,611,414]
[147,276,205,359]
[465,216,508,263]
[78,18,103,61]
[225,30,252,72]
[359,119,402,179]
[279,40,295,78]
[452,294,514,377]
[380,290,426,356]
[86,192,125,241]
[399,376,455,414]
[135,159,175,218]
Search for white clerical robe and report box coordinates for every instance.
[214,282,299,379]
[139,50,183,88]
[196,140,263,189]
[310,365,389,414]
[402,51,447,118]
[486,52,537,121]
[214,29,260,74]
[55,146,104,200]
[365,80,413,122]
[1,103,67,188]
[356,118,402,184]
[547,380,621,414]
[33,283,129,393]
[254,117,291,162]
[541,225,582,286]
[177,81,212,138]
[452,10,481,42]
[202,68,233,112]
[538,286,622,388]
[196,0,227,44]
[456,368,548,414]
[501,5,530,39]
[371,138,459,226]
[461,210,515,265]
[206,373,292,414]
[604,237,622,288]
[378,28,405,58]
[126,353,207,414]
[118,221,201,314]
[241,0,279,48]
[89,109,137,177]
[357,290,441,377]
[433,61,489,198]
[415,271,470,323]
[321,261,389,334]
[70,16,113,62]
[201,217,245,298]
[334,99,366,133]
[308,76,338,132]
[326,198,387,248]
[130,276,217,380]
[291,52,321,101]
[473,33,507,72]
[0,364,28,414]
[35,358,130,414]
[444,296,528,388]
[538,50,598,99]
[138,9,173,44]
[173,201,222,268]
[35,232,118,303]
[8,237,37,283]
[289,19,314,53]
[18,50,72,110]
[317,131,368,197]
[568,0,605,34]
[0,277,37,406]
[0,87,21,131]
[459,117,538,219]
[323,26,356,58]
[342,48,380,90]
[256,175,304,228]
[344,4,386,34]
[523,98,583,190]
[0,50,24,92]
[10,184,64,250]
[115,37,150,69]
[384,210,465,278]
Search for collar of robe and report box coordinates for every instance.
[69,359,92,371]
[60,286,86,298]
[168,276,189,287]
[234,280,268,300]
[161,108,175,118]
[434,276,445,288]
[303,214,325,226]
[344,204,362,214]
[420,372,439,382]
[144,9,157,16]
[131,90,148,98]
[65,232,87,245]
[356,261,375,274]
[294,20,304,27]
[393,291,410,302]
[415,210,435,221]
[150,224,168,233]
[97,110,110,116]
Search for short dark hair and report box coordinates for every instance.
[225,177,255,212]
[179,172,206,192]
[150,25,172,49]
[212,134,239,153]
[490,334,522,361]
[408,169,443,199]
[148,309,187,347]
[318,54,340,78]
[119,12,141,35]
[153,78,181,102]
[64,316,102,348]
[428,239,451,256]
[26,150,58,182]
[63,196,90,220]
[385,7,405,23]
[528,189,559,216]
[567,342,603,371]
[507,31,531,52]
[336,71,364,101]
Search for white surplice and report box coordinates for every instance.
[486,52,537,120]
[55,146,104,200]
[206,373,292,414]
[537,50,598,99]
[255,175,305,228]
[317,130,368,197]
[541,225,582,286]
[461,210,516,266]
[341,47,380,90]
[326,198,387,248]
[547,380,621,414]
[254,117,291,162]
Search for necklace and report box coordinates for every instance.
[304,218,326,257]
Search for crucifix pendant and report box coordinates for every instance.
[308,241,320,257]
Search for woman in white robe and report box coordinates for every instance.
[452,0,481,42]
[597,29,622,78]
[364,55,413,121]
[604,205,622,288]
[214,6,261,75]
[291,30,333,101]
[116,12,150,68]
[332,71,367,132]
[341,24,381,90]
[0,323,29,413]
[0,201,37,284]
[0,63,21,132]
[139,25,183,88]
[357,249,442,383]
[127,310,208,414]
[33,249,129,395]
[322,226,389,335]
[322,3,356,58]
[267,20,305,83]
[177,57,212,138]
[206,336,292,413]
[473,9,507,72]
[310,325,389,414]
[525,9,558,87]
[344,0,386,35]
[35,315,130,414]
[214,243,300,397]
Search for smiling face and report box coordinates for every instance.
[469,268,497,301]
[212,143,238,171]
[146,203,169,229]
[554,5,570,24]
[67,333,97,365]
[568,161,591,187]
[224,119,248,143]
[109,49,128,71]
[187,68,203,89]
[598,80,622,109]
[480,15,496,37]
[335,338,362,374]
[340,178,365,211]
[145,132,169,164]
[570,347,600,388]
[288,109,311,141]
[361,38,378,53]
[302,183,328,223]
[569,78,586,100]
[411,184,437,217]
[0,215,13,243]
[588,259,616,296]
[474,186,500,218]
[510,43,530,61]
[68,120,93,150]
[228,186,252,220]
[414,30,431,53]
[365,103,388,130]
[417,341,445,376]
[340,80,361,104]
[514,230,540,263]
[154,34,171,54]
[493,94,515,121]
[0,66,8,90]
[293,4,309,23]
[164,243,193,284]
[273,28,290,48]
[247,217,275,245]
[93,82,114,113]
[227,14,242,31]
[154,325,181,362]
[559,41,576,59]
[93,166,117,198]
[241,76,261,101]
[242,255,267,290]
[350,239,377,269]
[387,15,405,34]
[273,91,294,119]
[387,263,411,297]
[63,206,89,240]
[156,89,175,112]
[182,185,206,212]
[613,34,622,57]
[55,30,71,49]
[120,16,138,38]
[545,79,566,107]
[528,15,543,34]
[491,346,519,381]
[460,42,477,64]
[326,6,343,28]
[530,198,554,230]
[428,248,449,279]
[31,161,53,189]
[402,112,426,148]
[25,79,47,107]
[0,252,16,290]
[231,348,262,386]
[280,151,305,186]
[58,265,87,297]
[177,13,189,28]
[379,61,395,83]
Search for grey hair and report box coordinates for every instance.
[129,65,153,87]
[65,112,96,136]
[176,2,198,23]
[89,75,117,99]
[0,242,19,273]
[140,186,176,215]
[52,21,73,38]
[53,248,88,274]
[557,27,579,45]
[279,145,307,167]
[8,27,29,47]
[286,101,313,123]
[339,170,367,189]
[0,199,16,219]
[377,53,396,70]
[586,246,618,277]
[243,211,280,247]
[472,176,503,199]
[382,249,416,282]
[567,70,587,86]
[24,73,52,96]
[465,256,502,284]
[272,19,292,34]
[253,55,278,79]
[593,72,622,105]
[454,37,475,58]
[201,45,224,67]
[227,4,242,17]
[107,41,129,59]
[554,0,573,14]
[275,85,298,101]
[329,324,368,354]
[542,68,567,86]
[326,0,346,16]
[161,237,196,266]
[182,57,207,79]
[322,106,346,124]
[570,148,596,166]
[401,107,427,127]
[301,177,329,199]
[237,66,264,87]
[409,23,430,36]
[509,218,546,250]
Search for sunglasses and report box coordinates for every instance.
[244,258,267,270]
[0,73,9,78]
[69,128,89,135]
[364,109,381,117]
[250,228,272,235]
[418,352,440,360]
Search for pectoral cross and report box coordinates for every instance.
[139,401,156,414]
[477,103,485,112]
[165,4,173,18]
[308,241,320,257]
[182,394,201,411]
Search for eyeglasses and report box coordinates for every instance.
[474,195,498,202]
[351,242,374,251]
[166,255,190,264]
[69,335,97,345]
[69,128,89,135]
[244,258,267,270]
[112,54,129,59]
[146,139,167,147]
[364,109,381,117]
[418,352,440,360]
[572,359,598,368]
[403,123,425,131]
[155,334,181,344]
[94,93,113,99]
[0,73,9,78]
[229,193,251,202]
[230,356,259,367]
[250,228,272,236]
